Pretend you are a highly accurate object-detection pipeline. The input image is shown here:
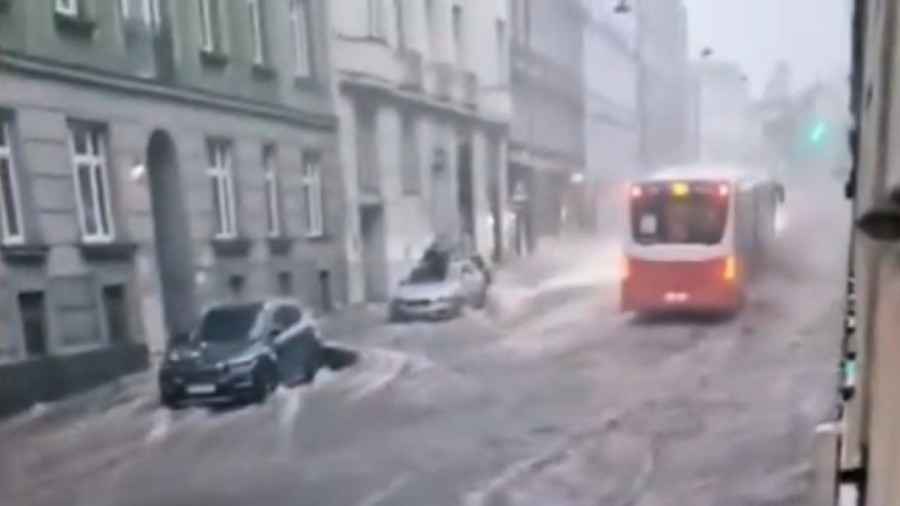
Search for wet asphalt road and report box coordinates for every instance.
[0,182,848,506]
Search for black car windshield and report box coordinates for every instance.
[193,303,264,343]
[408,265,446,284]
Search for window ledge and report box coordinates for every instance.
[78,242,138,262]
[54,11,97,37]
[305,232,329,242]
[1,243,50,265]
[199,49,229,67]
[252,63,277,80]
[267,237,294,255]
[293,75,320,90]
[211,237,251,257]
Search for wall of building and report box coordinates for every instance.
[332,0,510,302]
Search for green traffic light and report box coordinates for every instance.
[809,121,827,144]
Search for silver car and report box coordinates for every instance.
[389,259,488,321]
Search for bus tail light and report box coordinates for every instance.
[723,256,737,281]
[718,184,730,197]
[630,185,642,198]
[621,256,631,279]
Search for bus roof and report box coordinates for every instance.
[635,165,776,186]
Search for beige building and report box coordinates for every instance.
[330,0,511,303]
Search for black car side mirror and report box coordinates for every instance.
[269,326,284,338]
[170,331,190,346]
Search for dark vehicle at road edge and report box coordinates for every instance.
[158,300,323,407]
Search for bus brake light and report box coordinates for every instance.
[724,256,737,281]
[630,185,642,198]
[718,184,730,197]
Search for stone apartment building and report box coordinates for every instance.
[331,0,511,303]
[508,0,587,253]
[583,0,639,230]
[0,0,342,414]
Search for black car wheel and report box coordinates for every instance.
[160,390,182,409]
[250,364,278,404]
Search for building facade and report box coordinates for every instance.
[331,0,511,303]
[508,0,587,252]
[583,0,639,230]
[0,0,343,414]
[695,60,755,164]
[636,0,690,170]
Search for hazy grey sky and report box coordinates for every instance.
[683,0,851,97]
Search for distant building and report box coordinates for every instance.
[638,0,690,169]
[508,0,587,252]
[0,0,342,414]
[582,0,639,229]
[696,60,755,164]
[330,0,511,303]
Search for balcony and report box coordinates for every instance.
[335,36,401,85]
[397,49,424,92]
[122,18,175,82]
[461,71,478,110]
[481,85,512,121]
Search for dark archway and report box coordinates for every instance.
[146,130,196,338]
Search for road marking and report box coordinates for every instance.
[144,410,172,445]
[355,474,411,506]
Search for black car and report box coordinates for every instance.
[158,299,323,407]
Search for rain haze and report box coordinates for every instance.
[0,1,861,505]
[685,0,852,96]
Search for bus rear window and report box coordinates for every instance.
[630,185,729,245]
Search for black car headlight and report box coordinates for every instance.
[227,358,257,375]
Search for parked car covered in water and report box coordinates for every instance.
[158,299,323,407]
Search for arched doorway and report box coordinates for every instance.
[146,130,196,338]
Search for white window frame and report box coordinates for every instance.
[0,121,25,245]
[248,0,265,64]
[199,0,215,51]
[289,0,312,77]
[207,140,238,239]
[301,152,324,238]
[452,5,465,67]
[69,125,115,243]
[55,0,79,17]
[121,0,160,26]
[368,0,386,39]
[496,19,507,85]
[263,145,281,237]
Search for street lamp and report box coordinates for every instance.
[614,0,646,171]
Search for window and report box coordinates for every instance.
[18,292,47,357]
[496,19,507,84]
[0,120,24,244]
[102,284,131,344]
[277,271,294,296]
[425,0,437,56]
[263,145,281,237]
[301,152,324,237]
[367,0,386,39]
[121,0,160,26]
[55,0,79,17]
[248,0,265,64]
[394,0,405,49]
[401,115,420,194]
[289,0,313,77]
[452,5,464,66]
[207,139,238,238]
[198,0,224,52]
[69,124,115,242]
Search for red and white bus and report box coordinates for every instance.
[620,167,784,315]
